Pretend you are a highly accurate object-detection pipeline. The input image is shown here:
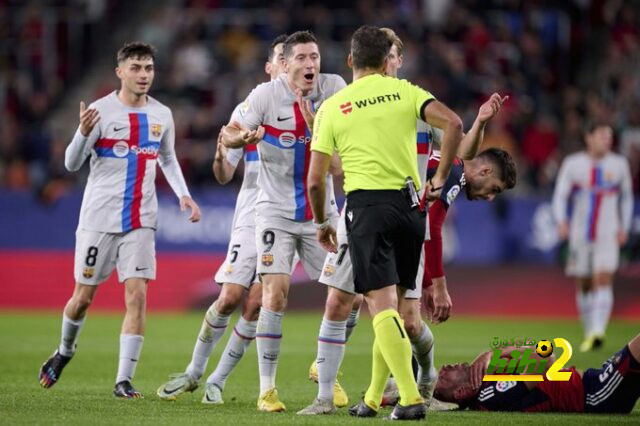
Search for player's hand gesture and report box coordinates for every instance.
[223,121,265,147]
[477,93,508,124]
[79,101,100,137]
[295,88,315,130]
[180,196,201,223]
[317,224,338,253]
[215,127,227,161]
[423,176,445,201]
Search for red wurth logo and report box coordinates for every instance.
[340,102,352,115]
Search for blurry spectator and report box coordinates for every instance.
[522,114,559,189]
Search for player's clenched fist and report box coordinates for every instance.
[79,101,100,137]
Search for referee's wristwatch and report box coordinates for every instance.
[314,218,331,230]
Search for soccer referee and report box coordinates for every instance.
[308,26,463,420]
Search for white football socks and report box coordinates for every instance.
[59,314,85,357]
[186,304,230,380]
[207,316,257,389]
[116,334,144,384]
[316,317,347,401]
[255,308,284,394]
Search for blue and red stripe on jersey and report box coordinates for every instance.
[260,102,314,222]
[584,165,624,241]
[244,143,259,162]
[417,131,431,154]
[94,112,159,232]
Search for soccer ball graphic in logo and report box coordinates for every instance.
[536,340,553,358]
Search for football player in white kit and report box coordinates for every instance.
[38,42,201,398]
[222,31,346,412]
[155,35,289,404]
[552,122,633,352]
[299,28,508,415]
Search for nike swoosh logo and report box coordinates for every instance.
[162,385,183,394]
[277,116,292,121]
[114,126,127,132]
[135,267,148,271]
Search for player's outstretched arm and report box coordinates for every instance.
[212,127,238,185]
[422,101,463,200]
[65,101,100,171]
[221,121,265,148]
[458,93,508,160]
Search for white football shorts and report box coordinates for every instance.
[255,214,336,280]
[214,226,260,288]
[566,238,620,277]
[74,227,156,285]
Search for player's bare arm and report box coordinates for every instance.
[328,152,343,178]
[308,150,337,253]
[425,277,452,325]
[221,121,265,148]
[422,101,463,200]
[458,93,508,160]
[212,127,237,185]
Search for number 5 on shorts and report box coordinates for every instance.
[85,246,99,266]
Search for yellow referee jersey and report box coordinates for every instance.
[312,73,434,194]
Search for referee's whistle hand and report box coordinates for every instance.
[423,177,445,201]
[317,226,338,253]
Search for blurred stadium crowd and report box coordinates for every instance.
[1,0,640,202]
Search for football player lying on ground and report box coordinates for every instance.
[433,333,640,413]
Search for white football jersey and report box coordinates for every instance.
[552,151,633,242]
[65,91,190,233]
[232,73,346,221]
[225,121,260,229]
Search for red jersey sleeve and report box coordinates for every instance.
[423,199,447,286]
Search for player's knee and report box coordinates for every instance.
[72,294,93,313]
[125,290,146,313]
[324,293,352,321]
[404,317,422,339]
[216,293,242,315]
[243,293,262,319]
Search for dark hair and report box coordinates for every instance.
[380,27,403,55]
[117,42,156,64]
[351,25,392,70]
[584,119,612,135]
[268,34,288,61]
[283,31,318,58]
[477,148,516,189]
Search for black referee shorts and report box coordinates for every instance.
[345,190,426,294]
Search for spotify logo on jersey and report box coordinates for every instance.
[278,132,296,148]
[113,141,130,158]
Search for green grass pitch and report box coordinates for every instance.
[1,311,638,424]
